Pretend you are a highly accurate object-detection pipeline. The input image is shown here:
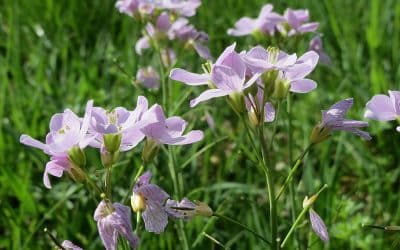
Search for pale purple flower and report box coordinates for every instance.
[189,56,260,107]
[161,0,201,17]
[89,96,148,151]
[61,240,83,250]
[309,209,329,243]
[132,171,170,233]
[170,43,237,86]
[136,66,160,89]
[309,35,331,65]
[281,8,319,36]
[245,88,275,123]
[365,90,400,132]
[227,4,285,36]
[279,51,319,93]
[20,100,94,188]
[241,46,297,74]
[135,13,211,59]
[94,201,139,250]
[319,98,371,140]
[140,104,204,144]
[115,0,139,16]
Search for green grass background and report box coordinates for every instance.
[1,0,400,249]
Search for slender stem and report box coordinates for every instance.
[276,145,312,200]
[155,44,168,112]
[135,211,141,234]
[122,165,144,204]
[105,167,112,199]
[269,101,281,149]
[265,170,278,249]
[280,185,328,248]
[44,228,66,250]
[86,176,103,195]
[287,93,300,249]
[167,146,189,250]
[213,213,270,245]
[280,205,309,248]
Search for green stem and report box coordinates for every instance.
[276,145,312,200]
[280,184,328,248]
[213,213,271,246]
[86,176,103,196]
[167,146,189,250]
[265,170,278,249]
[122,165,144,204]
[287,93,300,249]
[105,167,112,199]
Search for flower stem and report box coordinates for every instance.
[280,184,328,248]
[265,169,279,249]
[276,145,312,201]
[105,166,112,199]
[213,213,271,246]
[122,164,144,204]
[44,228,66,250]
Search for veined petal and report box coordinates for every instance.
[264,102,275,122]
[365,94,397,121]
[164,130,204,145]
[290,79,317,93]
[211,65,244,91]
[169,68,209,86]
[309,209,329,242]
[20,134,49,152]
[190,89,228,107]
[142,201,168,234]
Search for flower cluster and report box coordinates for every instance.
[170,43,319,124]
[227,4,319,38]
[20,96,203,188]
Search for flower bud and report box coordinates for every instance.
[131,193,146,213]
[101,150,120,168]
[262,70,278,98]
[103,133,122,153]
[273,78,290,100]
[142,138,160,164]
[194,201,213,217]
[248,109,261,127]
[68,164,87,183]
[309,124,331,145]
[302,195,318,208]
[67,146,86,168]
[229,92,245,113]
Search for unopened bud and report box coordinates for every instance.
[273,78,290,100]
[194,201,213,217]
[303,195,318,208]
[229,92,245,113]
[103,133,122,153]
[68,146,86,168]
[69,164,87,183]
[262,70,278,98]
[142,138,160,164]
[248,109,260,127]
[131,192,146,212]
[101,150,120,168]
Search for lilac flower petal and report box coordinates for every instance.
[156,12,171,31]
[112,203,139,249]
[135,37,150,55]
[169,68,209,86]
[365,94,397,121]
[79,100,94,148]
[134,171,152,189]
[297,51,319,70]
[43,157,69,189]
[298,22,319,33]
[389,90,400,114]
[215,43,236,65]
[165,130,204,145]
[227,17,257,36]
[290,79,317,93]
[341,128,372,140]
[194,43,213,60]
[138,184,169,203]
[190,89,228,107]
[165,117,187,136]
[142,201,169,234]
[309,209,329,242]
[264,102,275,122]
[211,65,244,91]
[243,73,261,89]
[61,240,83,250]
[20,134,49,152]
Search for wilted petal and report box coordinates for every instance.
[134,171,152,190]
[309,209,329,242]
[169,68,209,86]
[142,200,169,234]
